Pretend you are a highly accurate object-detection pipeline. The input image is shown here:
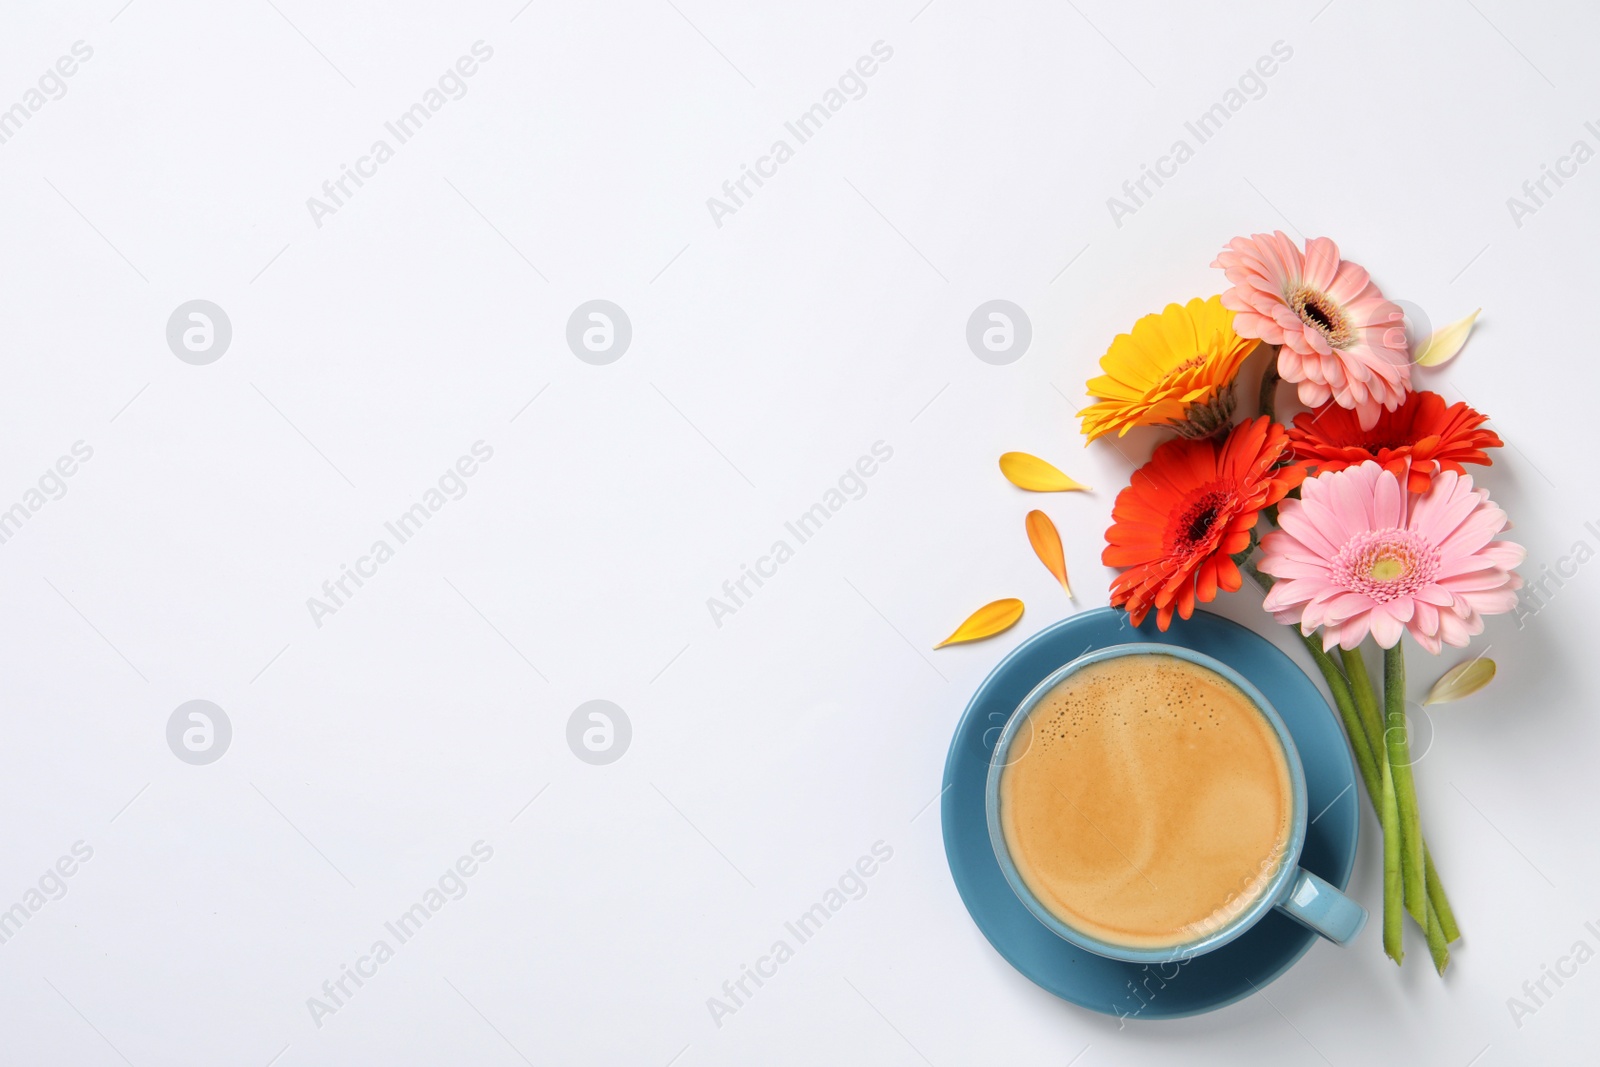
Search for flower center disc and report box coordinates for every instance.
[1170,490,1232,553]
[1369,556,1406,581]
[1156,353,1208,386]
[1333,529,1439,602]
[1290,287,1353,349]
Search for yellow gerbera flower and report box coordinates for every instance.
[1079,296,1259,442]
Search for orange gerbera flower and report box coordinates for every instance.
[1286,390,1502,493]
[1103,417,1304,630]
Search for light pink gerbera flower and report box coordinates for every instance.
[1214,231,1410,430]
[1258,461,1523,654]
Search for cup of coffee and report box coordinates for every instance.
[985,643,1365,963]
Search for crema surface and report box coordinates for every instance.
[999,655,1293,950]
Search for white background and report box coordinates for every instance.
[0,0,1596,1064]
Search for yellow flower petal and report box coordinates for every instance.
[935,598,1024,648]
[1078,296,1257,442]
[1025,510,1072,598]
[1000,452,1089,492]
[1423,656,1495,705]
[1415,309,1480,368]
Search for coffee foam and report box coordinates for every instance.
[998,654,1294,951]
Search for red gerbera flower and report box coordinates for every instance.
[1286,390,1502,493]
[1103,417,1304,630]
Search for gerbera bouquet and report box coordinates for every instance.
[1086,231,1521,973]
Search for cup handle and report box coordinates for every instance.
[1273,867,1367,945]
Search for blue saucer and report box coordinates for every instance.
[941,607,1359,1019]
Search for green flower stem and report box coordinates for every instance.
[1257,347,1281,421]
[1379,752,1404,965]
[1305,643,1459,966]
[1246,560,1460,960]
[1338,648,1386,765]
[1247,560,1459,963]
[1302,639,1380,801]
[1343,645,1460,949]
[1426,848,1461,945]
[1250,562,1387,810]
[1425,889,1451,975]
[1384,642,1427,926]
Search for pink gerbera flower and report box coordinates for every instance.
[1214,231,1411,430]
[1258,461,1523,654]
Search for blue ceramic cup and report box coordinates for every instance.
[985,643,1366,964]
